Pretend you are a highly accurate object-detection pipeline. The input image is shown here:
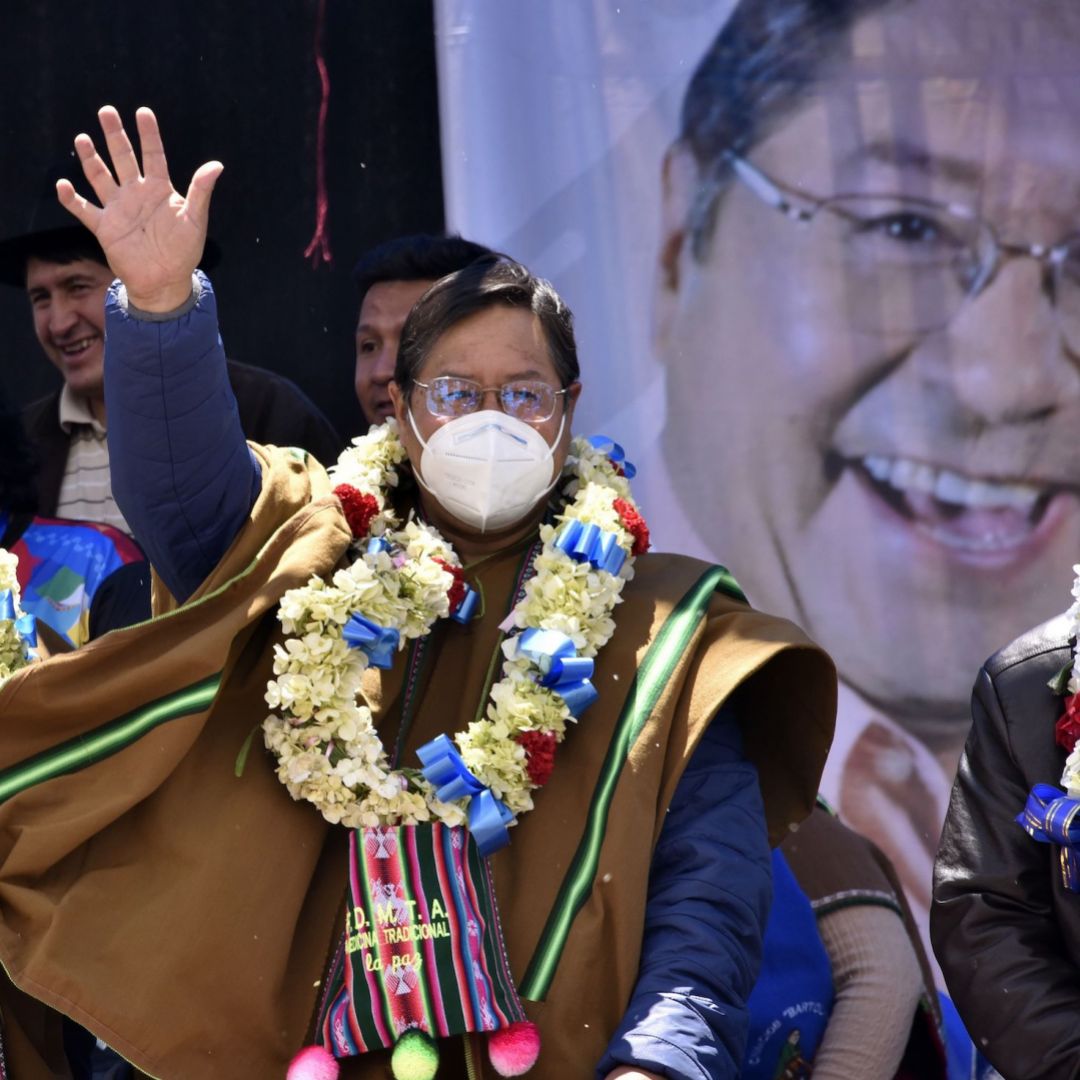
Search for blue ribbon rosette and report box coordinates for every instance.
[587,434,637,479]
[451,586,479,625]
[553,519,627,577]
[0,590,36,655]
[341,613,400,670]
[1017,783,1080,891]
[14,613,36,650]
[416,734,514,856]
[513,627,599,717]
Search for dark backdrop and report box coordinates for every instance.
[0,0,444,442]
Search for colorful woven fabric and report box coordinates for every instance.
[1,512,143,647]
[320,823,526,1057]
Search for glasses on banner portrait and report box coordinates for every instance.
[712,151,1080,347]
[414,376,570,423]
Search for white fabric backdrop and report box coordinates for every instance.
[435,0,734,558]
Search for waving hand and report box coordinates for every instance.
[56,106,223,312]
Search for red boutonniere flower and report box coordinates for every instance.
[433,558,467,612]
[613,498,650,557]
[516,730,558,787]
[1057,692,1080,752]
[334,484,379,539]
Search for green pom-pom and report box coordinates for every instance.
[391,1029,439,1080]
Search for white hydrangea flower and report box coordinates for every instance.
[1068,565,1080,694]
[0,549,20,602]
[1063,747,1080,798]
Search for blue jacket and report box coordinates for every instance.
[103,273,772,1080]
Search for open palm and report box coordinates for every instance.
[57,106,223,311]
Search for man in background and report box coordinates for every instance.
[1,174,343,533]
[351,233,492,424]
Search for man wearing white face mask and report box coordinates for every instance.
[404,376,568,534]
[0,107,836,1080]
[406,387,567,534]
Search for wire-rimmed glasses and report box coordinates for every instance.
[414,376,569,422]
[723,151,1080,343]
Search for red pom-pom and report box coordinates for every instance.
[433,557,467,612]
[287,1045,340,1080]
[516,731,557,787]
[334,484,379,539]
[1057,692,1080,752]
[612,497,650,556]
[487,1021,541,1077]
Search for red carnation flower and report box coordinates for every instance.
[433,558,468,612]
[334,484,379,539]
[516,730,558,787]
[613,497,650,557]
[1056,692,1080,752]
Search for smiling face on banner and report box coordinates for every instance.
[656,0,1080,735]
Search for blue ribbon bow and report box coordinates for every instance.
[1017,783,1080,891]
[451,585,480,624]
[587,434,637,479]
[341,613,400,670]
[553,519,627,577]
[14,613,36,650]
[514,627,599,717]
[366,536,392,556]
[417,734,514,856]
[0,591,35,655]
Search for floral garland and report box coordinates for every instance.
[263,420,649,834]
[1052,565,1080,795]
[0,549,36,687]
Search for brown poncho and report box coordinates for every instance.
[0,447,835,1078]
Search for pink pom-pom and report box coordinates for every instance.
[487,1021,541,1076]
[287,1044,340,1080]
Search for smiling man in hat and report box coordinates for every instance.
[1,168,343,534]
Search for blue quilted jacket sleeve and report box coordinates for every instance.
[104,272,261,603]
[597,709,772,1080]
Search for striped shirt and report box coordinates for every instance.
[56,385,131,535]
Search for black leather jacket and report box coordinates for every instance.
[932,614,1080,1080]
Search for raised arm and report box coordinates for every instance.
[58,106,221,313]
[58,107,259,601]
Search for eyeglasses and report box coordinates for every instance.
[722,151,1080,345]
[413,376,569,422]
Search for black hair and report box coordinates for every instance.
[394,256,579,394]
[679,0,903,256]
[352,234,496,309]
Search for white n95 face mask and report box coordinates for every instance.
[409,408,565,532]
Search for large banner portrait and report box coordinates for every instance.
[436,0,1080,981]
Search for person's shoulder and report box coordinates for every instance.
[20,388,62,435]
[26,514,144,563]
[225,358,310,400]
[224,359,343,458]
[631,549,749,606]
[629,551,828,656]
[984,612,1073,681]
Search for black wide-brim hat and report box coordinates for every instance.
[0,163,221,288]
